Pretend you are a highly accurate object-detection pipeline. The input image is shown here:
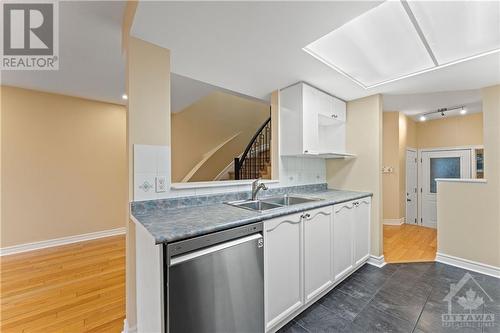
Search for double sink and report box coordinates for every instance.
[226,195,322,212]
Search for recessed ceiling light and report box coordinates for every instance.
[122,94,128,100]
[460,108,467,115]
[420,115,427,122]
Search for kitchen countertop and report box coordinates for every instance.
[131,189,372,244]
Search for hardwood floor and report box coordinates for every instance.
[0,235,125,333]
[383,224,437,263]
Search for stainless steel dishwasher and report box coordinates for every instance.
[165,222,264,333]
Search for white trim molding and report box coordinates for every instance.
[436,252,500,279]
[0,227,126,256]
[435,178,487,184]
[122,319,137,333]
[367,254,386,268]
[383,218,405,226]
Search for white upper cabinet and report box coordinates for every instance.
[280,82,350,157]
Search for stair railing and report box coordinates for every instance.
[234,117,271,180]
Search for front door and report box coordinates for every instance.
[420,149,471,228]
[406,150,418,224]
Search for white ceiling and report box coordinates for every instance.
[383,89,482,121]
[131,1,500,102]
[1,1,499,108]
[1,1,126,105]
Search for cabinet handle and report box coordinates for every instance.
[332,114,338,118]
[301,213,311,219]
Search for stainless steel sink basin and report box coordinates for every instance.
[226,200,282,212]
[226,195,322,212]
[261,195,321,206]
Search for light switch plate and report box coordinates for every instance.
[155,176,167,193]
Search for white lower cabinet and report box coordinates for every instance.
[333,198,371,281]
[333,201,355,281]
[304,207,333,302]
[353,199,371,267]
[265,197,371,332]
[264,212,304,331]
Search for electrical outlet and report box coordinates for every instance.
[155,176,167,193]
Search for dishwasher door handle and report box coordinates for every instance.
[170,233,262,266]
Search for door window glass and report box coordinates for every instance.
[430,157,460,193]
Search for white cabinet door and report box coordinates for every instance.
[302,85,319,154]
[304,207,333,302]
[332,97,346,122]
[264,213,303,330]
[353,198,371,267]
[279,83,304,156]
[333,201,355,281]
[316,90,334,118]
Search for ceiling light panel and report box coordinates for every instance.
[407,1,500,65]
[304,1,435,87]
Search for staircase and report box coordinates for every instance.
[233,117,271,180]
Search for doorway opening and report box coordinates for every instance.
[381,94,484,264]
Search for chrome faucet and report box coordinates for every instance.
[251,179,268,200]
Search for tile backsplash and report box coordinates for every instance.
[279,156,326,186]
[133,144,171,201]
[133,144,326,201]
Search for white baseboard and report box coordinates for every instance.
[367,254,386,268]
[0,227,126,256]
[122,319,137,333]
[436,252,500,279]
[383,218,405,225]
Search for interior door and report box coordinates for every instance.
[420,149,471,228]
[406,150,418,225]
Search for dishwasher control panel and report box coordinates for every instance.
[166,222,263,259]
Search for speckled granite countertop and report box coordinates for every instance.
[131,187,372,244]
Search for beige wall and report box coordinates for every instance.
[126,36,171,331]
[417,113,483,148]
[382,112,401,220]
[437,85,500,267]
[327,94,383,256]
[1,86,127,247]
[171,91,269,182]
[398,113,416,219]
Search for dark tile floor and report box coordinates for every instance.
[279,262,500,333]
